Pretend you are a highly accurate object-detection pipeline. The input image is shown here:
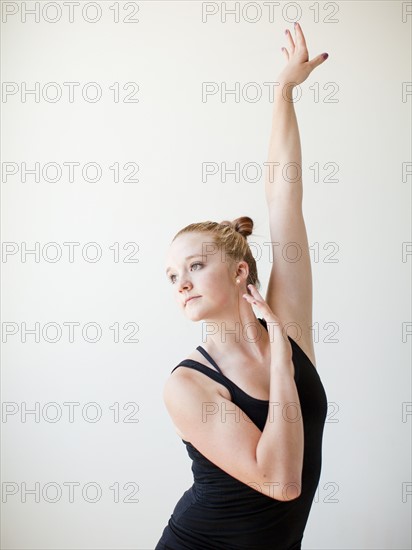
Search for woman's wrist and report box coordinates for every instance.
[275,80,298,101]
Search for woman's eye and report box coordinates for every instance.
[169,262,203,284]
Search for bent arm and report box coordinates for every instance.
[255,351,304,500]
[163,353,303,502]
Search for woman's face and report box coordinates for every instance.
[165,232,240,321]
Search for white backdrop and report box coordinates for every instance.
[1,1,411,549]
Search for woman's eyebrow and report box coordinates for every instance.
[165,254,206,275]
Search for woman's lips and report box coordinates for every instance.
[185,296,200,306]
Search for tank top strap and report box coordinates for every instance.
[195,346,224,374]
[195,319,266,370]
[170,360,236,401]
[170,318,267,378]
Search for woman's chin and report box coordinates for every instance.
[185,311,204,322]
[184,305,209,322]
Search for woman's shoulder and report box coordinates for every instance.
[166,347,231,400]
[173,346,220,373]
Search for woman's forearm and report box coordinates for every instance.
[255,359,304,501]
[265,84,303,204]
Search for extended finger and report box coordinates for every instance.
[284,28,295,53]
[308,51,329,70]
[247,284,268,303]
[242,290,259,304]
[242,294,258,305]
[247,283,260,296]
[294,22,307,50]
[243,284,260,302]
[281,46,289,61]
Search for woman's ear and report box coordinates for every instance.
[238,261,249,281]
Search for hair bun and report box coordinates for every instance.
[219,216,254,239]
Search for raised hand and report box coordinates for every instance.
[277,22,328,87]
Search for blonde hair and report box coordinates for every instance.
[172,216,261,294]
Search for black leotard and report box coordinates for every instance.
[155,317,328,550]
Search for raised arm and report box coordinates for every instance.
[264,23,328,366]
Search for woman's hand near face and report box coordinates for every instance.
[243,284,293,372]
[277,22,328,88]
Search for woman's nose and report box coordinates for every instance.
[178,278,192,292]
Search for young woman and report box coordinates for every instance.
[156,23,329,550]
